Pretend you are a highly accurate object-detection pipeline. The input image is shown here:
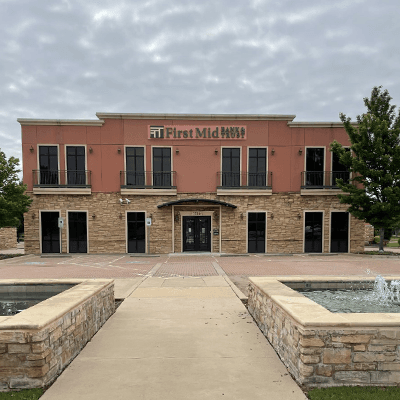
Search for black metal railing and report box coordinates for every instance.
[217,172,272,189]
[301,171,350,189]
[120,171,176,189]
[33,170,91,187]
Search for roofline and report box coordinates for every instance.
[288,121,357,128]
[17,119,105,126]
[95,113,296,121]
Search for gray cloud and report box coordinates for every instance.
[1,0,400,167]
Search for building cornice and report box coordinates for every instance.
[95,113,296,121]
[288,121,357,128]
[17,119,105,126]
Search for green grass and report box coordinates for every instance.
[308,386,400,399]
[0,254,25,260]
[0,389,43,400]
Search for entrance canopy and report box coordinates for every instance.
[157,198,237,209]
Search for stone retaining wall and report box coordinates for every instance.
[248,279,400,388]
[0,227,17,250]
[0,279,115,390]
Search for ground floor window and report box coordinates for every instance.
[41,211,60,253]
[304,212,323,253]
[248,212,266,253]
[330,212,349,253]
[183,216,211,252]
[127,212,146,253]
[68,212,87,253]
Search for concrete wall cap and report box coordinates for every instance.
[17,118,105,126]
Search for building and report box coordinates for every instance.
[19,113,364,255]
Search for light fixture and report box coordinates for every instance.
[270,213,274,219]
[240,213,244,220]
[125,198,130,204]
[298,148,303,155]
[175,148,179,154]
[271,148,275,155]
[30,145,34,153]
[92,214,96,219]
[31,213,35,220]
[119,213,123,219]
[297,213,302,219]
[175,213,180,222]
[118,148,121,154]
[89,147,93,153]
[215,148,218,155]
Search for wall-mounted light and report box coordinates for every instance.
[175,212,180,222]
[297,213,302,220]
[298,148,303,155]
[270,213,274,219]
[215,148,218,155]
[89,147,93,153]
[31,213,35,220]
[118,148,121,154]
[119,213,123,219]
[240,213,244,220]
[30,145,34,153]
[271,148,275,155]
[92,214,96,219]
[175,148,179,154]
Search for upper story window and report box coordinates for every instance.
[222,148,240,187]
[153,147,171,187]
[305,148,324,187]
[126,147,145,186]
[332,150,350,186]
[248,148,266,187]
[66,146,86,185]
[39,146,58,185]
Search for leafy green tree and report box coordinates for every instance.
[331,86,400,252]
[0,149,32,228]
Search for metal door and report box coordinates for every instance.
[41,212,60,253]
[330,212,349,253]
[304,212,323,253]
[68,212,87,253]
[183,216,211,252]
[127,212,146,253]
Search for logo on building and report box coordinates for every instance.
[149,125,246,140]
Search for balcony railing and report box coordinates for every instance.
[120,171,176,189]
[217,172,272,189]
[33,170,91,187]
[301,171,350,189]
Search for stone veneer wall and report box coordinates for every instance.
[0,281,114,390]
[0,227,17,250]
[248,282,400,388]
[24,191,364,254]
[365,223,375,245]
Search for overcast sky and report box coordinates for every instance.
[1,0,400,168]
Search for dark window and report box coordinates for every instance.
[248,212,266,253]
[127,212,146,253]
[68,212,87,253]
[222,148,240,187]
[153,147,171,187]
[41,212,60,253]
[304,212,323,253]
[306,148,324,187]
[39,146,58,185]
[332,150,350,187]
[248,148,266,187]
[66,146,86,185]
[330,212,349,253]
[126,147,145,186]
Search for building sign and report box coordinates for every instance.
[149,125,246,140]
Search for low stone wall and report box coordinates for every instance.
[0,279,115,390]
[248,277,400,388]
[0,227,17,250]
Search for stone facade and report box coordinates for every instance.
[365,223,375,245]
[0,227,17,250]
[24,191,364,254]
[0,280,114,391]
[248,280,400,388]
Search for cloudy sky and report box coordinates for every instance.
[1,0,400,167]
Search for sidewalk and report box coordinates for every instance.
[41,276,306,400]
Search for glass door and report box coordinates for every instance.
[304,212,323,253]
[68,212,87,253]
[41,211,60,253]
[331,212,349,253]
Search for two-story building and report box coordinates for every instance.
[19,113,364,255]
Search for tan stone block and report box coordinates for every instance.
[334,371,370,384]
[8,344,31,354]
[353,344,366,351]
[353,353,396,363]
[323,348,351,364]
[368,344,397,352]
[50,326,62,344]
[378,363,400,371]
[354,363,377,371]
[316,365,333,377]
[300,337,325,348]
[31,341,48,353]
[300,354,320,364]
[332,335,371,344]
[371,371,400,384]
[0,331,27,343]
[298,361,314,377]
[26,364,49,378]
[26,349,51,361]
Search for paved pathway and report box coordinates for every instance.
[40,276,306,400]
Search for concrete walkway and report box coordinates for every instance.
[41,276,306,400]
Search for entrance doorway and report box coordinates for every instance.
[127,212,146,253]
[183,216,211,252]
[41,211,60,253]
[330,212,349,253]
[248,212,266,253]
[68,212,87,253]
[304,212,323,253]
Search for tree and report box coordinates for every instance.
[0,149,32,228]
[331,86,400,252]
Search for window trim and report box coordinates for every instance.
[246,210,267,254]
[247,146,268,187]
[151,145,174,187]
[124,145,146,186]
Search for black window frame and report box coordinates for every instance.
[221,147,241,187]
[66,146,86,186]
[248,148,267,187]
[39,145,59,185]
[152,147,172,187]
[126,147,145,187]
[331,148,350,187]
[305,147,325,187]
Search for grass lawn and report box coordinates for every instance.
[308,386,400,399]
[0,389,43,399]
